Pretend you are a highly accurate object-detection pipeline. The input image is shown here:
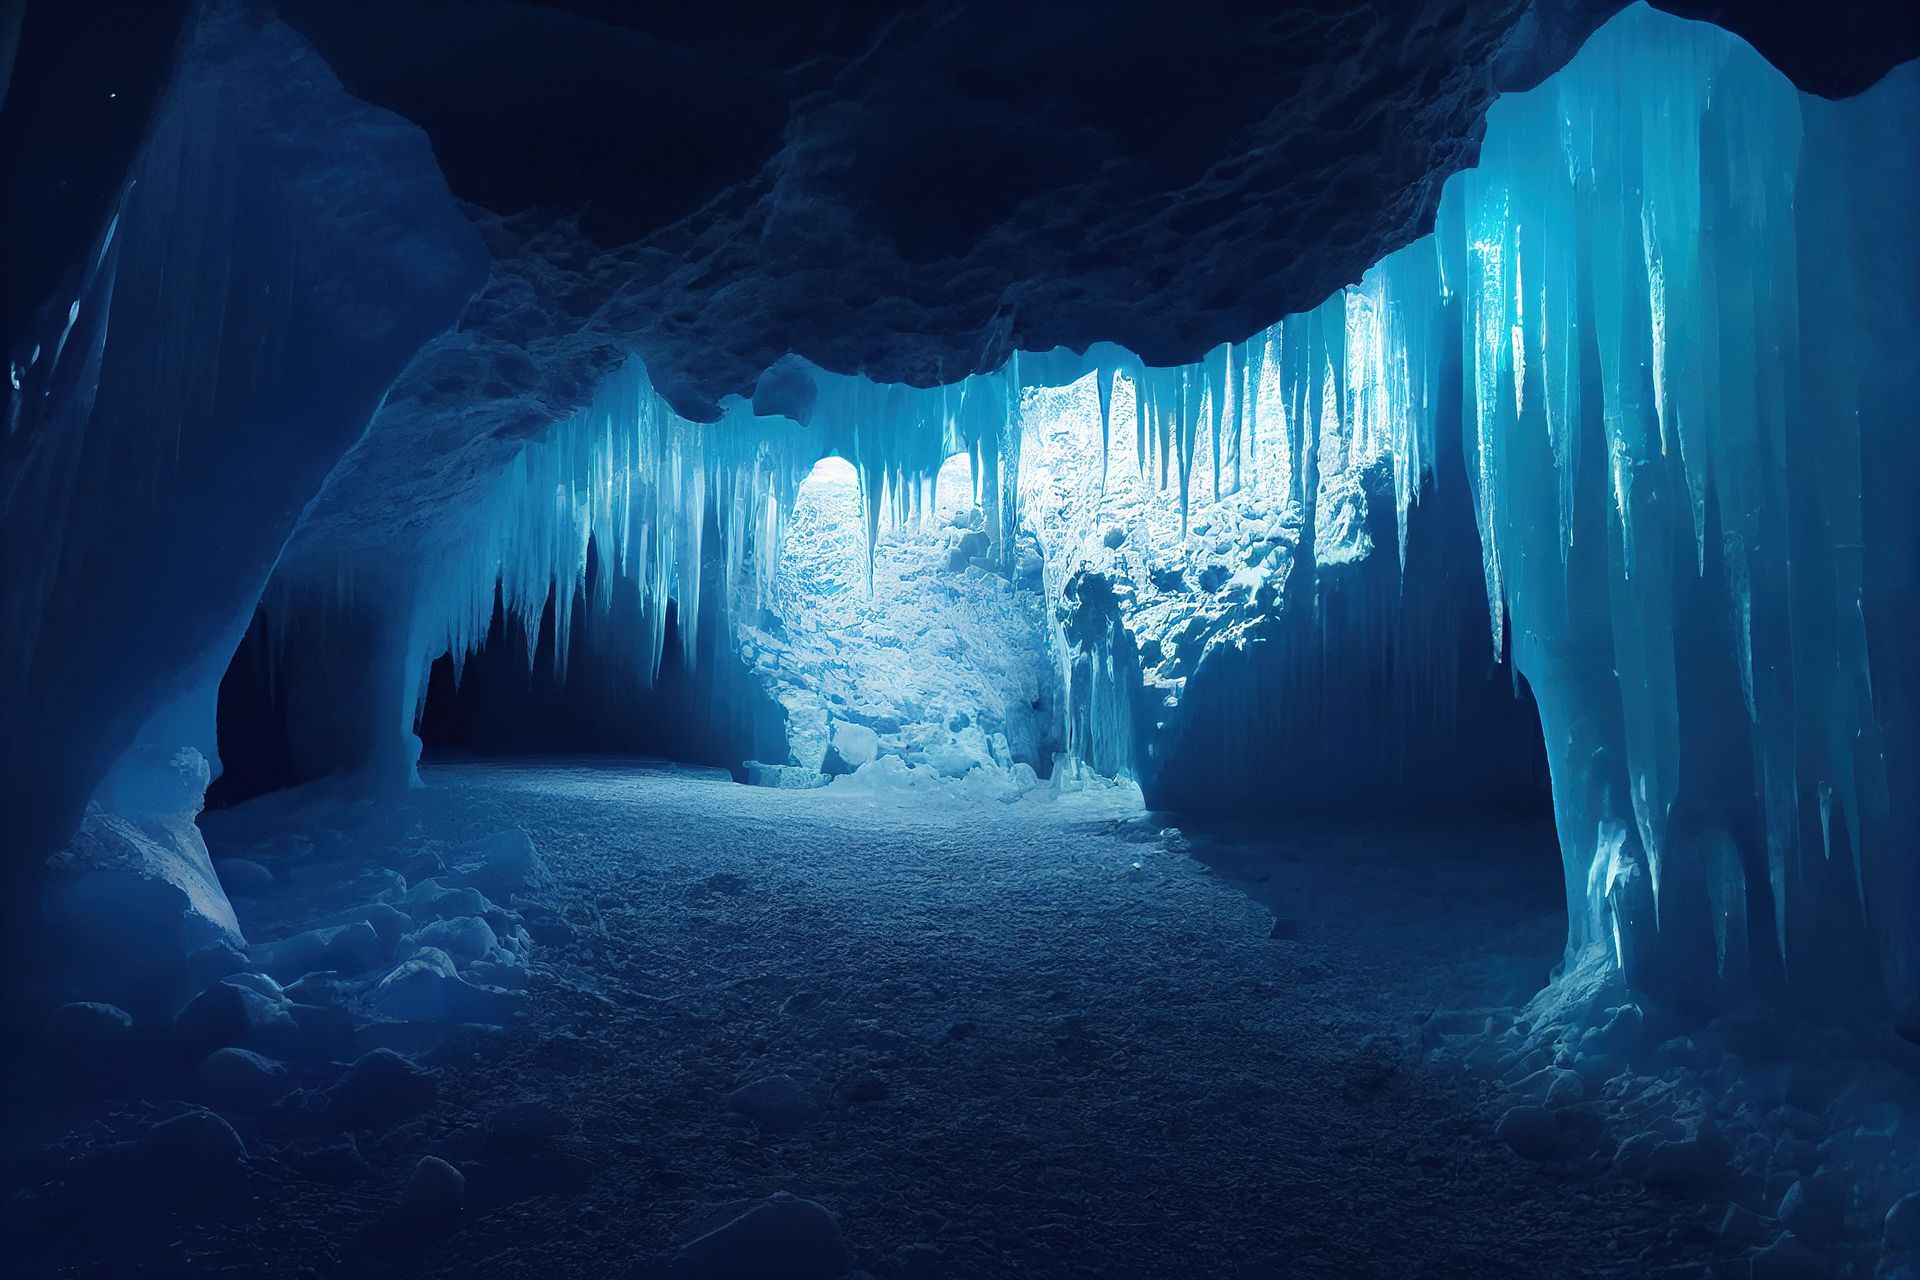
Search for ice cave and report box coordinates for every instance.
[3,1,1918,1275]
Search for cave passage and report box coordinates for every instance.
[38,759,1605,1277]
[4,3,1919,1278]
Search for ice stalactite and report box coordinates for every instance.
[259,358,810,788]
[252,4,1913,1025]
[1440,8,1919,1020]
[1026,4,1916,1021]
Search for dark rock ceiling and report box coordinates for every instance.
[272,0,1919,423]
[4,0,1915,526]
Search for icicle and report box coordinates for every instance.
[364,4,1918,1021]
[1096,364,1113,492]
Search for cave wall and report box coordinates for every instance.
[1145,331,1550,817]
[0,4,484,1019]
[1,3,483,847]
[413,540,785,774]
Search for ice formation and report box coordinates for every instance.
[3,4,484,990]
[740,453,1057,782]
[301,6,1915,1025]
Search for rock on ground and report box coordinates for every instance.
[195,1046,293,1112]
[1888,1193,1920,1250]
[400,1155,466,1218]
[726,1074,818,1134]
[1496,1105,1561,1161]
[326,1048,438,1130]
[46,1001,134,1055]
[668,1192,849,1280]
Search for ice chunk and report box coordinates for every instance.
[255,920,385,981]
[668,1192,848,1280]
[369,946,521,1024]
[195,1047,294,1113]
[830,722,880,768]
[44,748,242,1017]
[448,828,550,898]
[326,1048,438,1129]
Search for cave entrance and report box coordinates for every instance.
[743,452,1060,780]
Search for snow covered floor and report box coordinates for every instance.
[15,760,1898,1277]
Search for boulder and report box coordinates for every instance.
[1778,1179,1844,1242]
[727,1074,818,1134]
[46,1001,134,1055]
[316,901,412,953]
[399,1155,465,1218]
[326,1048,438,1129]
[186,940,252,989]
[1543,1068,1585,1107]
[1750,1232,1828,1280]
[1887,1194,1920,1250]
[408,915,497,962]
[1641,1132,1731,1189]
[223,970,286,1001]
[1495,1105,1561,1161]
[173,977,298,1059]
[287,1001,357,1059]
[403,880,493,925]
[142,1108,248,1176]
[466,957,530,991]
[254,920,384,981]
[669,1192,849,1280]
[195,1047,293,1112]
[830,723,880,768]
[451,828,550,897]
[370,946,522,1024]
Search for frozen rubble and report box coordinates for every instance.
[9,787,571,1261]
[740,451,1057,787]
[1424,954,1920,1277]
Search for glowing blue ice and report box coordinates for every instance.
[283,5,1915,1023]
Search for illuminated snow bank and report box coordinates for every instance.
[742,453,1056,780]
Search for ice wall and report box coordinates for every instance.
[1440,11,1920,1020]
[1016,7,1915,1020]
[0,4,484,1011]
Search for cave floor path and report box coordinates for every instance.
[223,759,1688,1278]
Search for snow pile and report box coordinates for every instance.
[740,452,1056,781]
[44,745,243,1018]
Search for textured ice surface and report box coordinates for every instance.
[44,745,241,1018]
[310,6,1918,1025]
[7,0,482,1008]
[1437,12,1920,1021]
[743,454,1056,779]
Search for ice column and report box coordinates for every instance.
[1445,8,1919,1021]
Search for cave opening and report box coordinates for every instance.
[5,3,1918,1277]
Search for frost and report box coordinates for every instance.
[285,5,1915,1022]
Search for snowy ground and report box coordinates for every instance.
[11,760,1913,1278]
